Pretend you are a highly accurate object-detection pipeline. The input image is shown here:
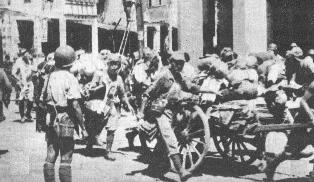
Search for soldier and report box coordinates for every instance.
[91,53,133,161]
[263,80,314,182]
[36,53,55,132]
[12,52,35,123]
[137,51,209,181]
[43,45,88,182]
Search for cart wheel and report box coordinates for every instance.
[174,105,211,172]
[212,127,262,165]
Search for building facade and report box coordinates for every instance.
[205,0,314,56]
[142,0,204,63]
[0,0,98,59]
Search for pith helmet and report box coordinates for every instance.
[54,45,76,68]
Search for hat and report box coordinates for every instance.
[54,45,76,68]
[108,53,121,63]
[170,51,186,63]
[289,47,303,58]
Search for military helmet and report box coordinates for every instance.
[169,51,186,63]
[54,45,76,68]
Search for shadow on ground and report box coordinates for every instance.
[276,178,310,182]
[0,150,9,156]
[11,119,34,123]
[193,156,261,177]
[74,148,106,157]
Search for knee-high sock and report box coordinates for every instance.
[59,164,72,182]
[43,162,55,182]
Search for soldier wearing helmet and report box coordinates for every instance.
[89,53,133,160]
[43,45,88,182]
[137,51,215,181]
[35,52,56,132]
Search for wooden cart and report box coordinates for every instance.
[176,98,314,173]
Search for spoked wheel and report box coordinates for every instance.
[212,126,263,165]
[174,105,211,172]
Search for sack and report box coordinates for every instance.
[53,113,75,137]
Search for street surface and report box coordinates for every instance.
[1,103,314,182]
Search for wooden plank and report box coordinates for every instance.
[252,123,314,133]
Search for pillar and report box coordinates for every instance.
[91,19,98,53]
[168,25,173,51]
[233,0,267,56]
[33,17,42,54]
[177,0,203,62]
[59,17,67,46]
[153,25,160,52]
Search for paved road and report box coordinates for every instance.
[0,103,314,182]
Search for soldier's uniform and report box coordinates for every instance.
[90,53,130,160]
[43,46,88,182]
[263,81,314,182]
[139,52,197,181]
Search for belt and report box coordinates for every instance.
[55,106,68,113]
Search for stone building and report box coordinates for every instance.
[206,0,314,56]
[142,0,203,63]
[0,0,98,58]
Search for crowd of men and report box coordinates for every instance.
[1,41,314,182]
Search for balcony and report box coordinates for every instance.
[65,0,97,17]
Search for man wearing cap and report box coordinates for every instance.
[91,53,133,161]
[268,43,284,63]
[43,45,88,182]
[137,51,210,181]
[293,49,314,86]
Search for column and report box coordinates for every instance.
[168,25,173,51]
[91,18,98,54]
[59,17,67,46]
[233,0,267,56]
[144,24,148,48]
[177,0,203,62]
[153,25,160,52]
[33,17,42,54]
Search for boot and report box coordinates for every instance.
[104,131,116,161]
[170,154,192,182]
[43,162,55,182]
[125,130,137,149]
[59,164,72,182]
[263,152,287,181]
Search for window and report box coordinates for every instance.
[148,0,162,7]
[147,27,155,49]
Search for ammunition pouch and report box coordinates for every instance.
[53,112,75,138]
